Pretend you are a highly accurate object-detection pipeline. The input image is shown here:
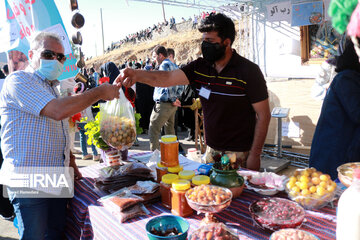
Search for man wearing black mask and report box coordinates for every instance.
[116,13,270,171]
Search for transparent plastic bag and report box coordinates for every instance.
[99,88,136,150]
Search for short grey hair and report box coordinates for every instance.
[30,32,63,51]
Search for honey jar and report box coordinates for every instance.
[156,161,167,183]
[167,165,183,175]
[160,174,179,209]
[171,180,193,217]
[192,175,210,187]
[160,135,179,167]
[178,170,195,181]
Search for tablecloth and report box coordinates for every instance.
[64,152,337,240]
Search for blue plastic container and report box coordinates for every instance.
[145,215,189,240]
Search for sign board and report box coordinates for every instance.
[291,1,323,26]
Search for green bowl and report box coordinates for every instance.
[145,215,189,240]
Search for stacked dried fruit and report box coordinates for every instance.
[249,197,305,231]
[100,116,136,150]
[286,168,336,209]
[186,185,232,205]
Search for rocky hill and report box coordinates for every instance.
[86,20,241,68]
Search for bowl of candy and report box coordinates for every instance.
[285,168,336,209]
[249,197,305,231]
[145,215,189,240]
[337,162,360,187]
[185,185,232,223]
[270,228,320,240]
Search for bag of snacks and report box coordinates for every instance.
[99,189,143,212]
[99,89,136,150]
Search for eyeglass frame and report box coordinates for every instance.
[37,49,67,63]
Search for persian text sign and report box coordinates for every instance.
[2,0,77,79]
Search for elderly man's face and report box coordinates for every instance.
[29,38,65,69]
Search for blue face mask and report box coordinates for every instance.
[37,59,64,80]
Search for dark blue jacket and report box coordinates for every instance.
[309,70,360,179]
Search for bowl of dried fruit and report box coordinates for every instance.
[270,228,320,240]
[285,168,336,209]
[249,197,305,231]
[146,215,189,240]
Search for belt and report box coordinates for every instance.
[155,100,172,104]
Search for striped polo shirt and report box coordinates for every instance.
[181,50,268,152]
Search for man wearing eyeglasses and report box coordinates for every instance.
[0,32,121,239]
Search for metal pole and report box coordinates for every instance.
[100,8,105,54]
[161,0,166,22]
[277,118,282,157]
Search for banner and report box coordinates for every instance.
[0,0,77,80]
[266,1,292,23]
[291,1,324,27]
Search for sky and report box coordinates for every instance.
[54,0,202,58]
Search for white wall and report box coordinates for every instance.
[251,18,319,78]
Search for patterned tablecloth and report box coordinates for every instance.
[64,151,337,240]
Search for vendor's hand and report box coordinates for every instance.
[115,68,137,88]
[246,153,261,171]
[70,152,83,180]
[172,99,181,107]
[98,83,121,101]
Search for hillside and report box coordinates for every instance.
[86,20,241,68]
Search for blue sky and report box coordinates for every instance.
[54,0,202,58]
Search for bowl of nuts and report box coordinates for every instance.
[185,185,232,223]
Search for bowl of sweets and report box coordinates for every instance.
[249,197,305,231]
[285,168,336,209]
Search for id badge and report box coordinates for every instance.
[199,86,211,100]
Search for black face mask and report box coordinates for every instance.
[201,41,226,63]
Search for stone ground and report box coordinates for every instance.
[0,126,299,239]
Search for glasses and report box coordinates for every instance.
[40,50,66,63]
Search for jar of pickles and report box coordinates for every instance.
[192,175,210,187]
[178,170,195,181]
[171,180,193,217]
[160,135,179,167]
[156,161,167,183]
[160,174,179,209]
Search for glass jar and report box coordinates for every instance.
[171,180,193,217]
[167,165,183,175]
[178,170,195,181]
[156,162,168,183]
[192,175,210,187]
[160,174,179,209]
[160,135,179,167]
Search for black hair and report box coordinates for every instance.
[198,13,235,45]
[167,48,175,58]
[153,45,168,57]
[335,37,360,73]
[89,67,95,73]
[2,64,8,75]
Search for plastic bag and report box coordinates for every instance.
[99,88,136,150]
[98,189,143,212]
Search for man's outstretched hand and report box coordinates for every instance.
[115,68,137,88]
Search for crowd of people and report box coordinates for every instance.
[105,13,205,53]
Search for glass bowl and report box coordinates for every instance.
[270,229,320,240]
[249,197,305,231]
[285,168,336,209]
[337,162,360,187]
[185,185,232,214]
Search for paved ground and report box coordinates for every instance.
[0,129,297,239]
